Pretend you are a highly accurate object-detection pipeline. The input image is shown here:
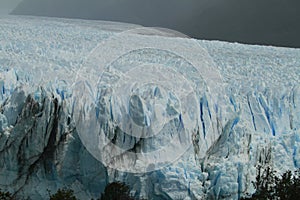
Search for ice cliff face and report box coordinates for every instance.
[0,16,300,199]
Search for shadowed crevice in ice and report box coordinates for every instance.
[0,16,299,199]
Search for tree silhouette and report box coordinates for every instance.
[0,189,14,200]
[242,166,300,200]
[100,182,134,200]
[49,188,77,200]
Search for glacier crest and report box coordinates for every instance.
[0,16,299,199]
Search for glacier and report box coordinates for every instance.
[0,15,300,200]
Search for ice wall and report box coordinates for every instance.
[0,16,299,199]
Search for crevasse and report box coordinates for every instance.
[0,16,299,200]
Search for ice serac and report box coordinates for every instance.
[0,16,300,199]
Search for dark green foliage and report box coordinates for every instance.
[251,166,276,199]
[273,169,300,200]
[0,189,14,200]
[1,182,136,200]
[100,182,135,200]
[49,188,77,200]
[242,166,300,200]
[275,170,293,199]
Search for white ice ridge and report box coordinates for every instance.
[73,25,226,172]
[0,16,300,199]
[1,15,225,173]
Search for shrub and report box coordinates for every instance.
[242,166,300,200]
[49,188,77,200]
[100,182,135,200]
[0,189,14,200]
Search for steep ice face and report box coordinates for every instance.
[73,27,227,173]
[198,41,300,199]
[0,16,299,200]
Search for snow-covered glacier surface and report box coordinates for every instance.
[0,15,300,199]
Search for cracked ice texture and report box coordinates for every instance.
[0,15,299,199]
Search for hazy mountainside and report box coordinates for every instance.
[0,16,300,199]
[11,0,300,48]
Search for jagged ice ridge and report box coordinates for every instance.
[0,15,300,199]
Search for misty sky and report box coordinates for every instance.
[0,0,22,14]
[2,0,300,47]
